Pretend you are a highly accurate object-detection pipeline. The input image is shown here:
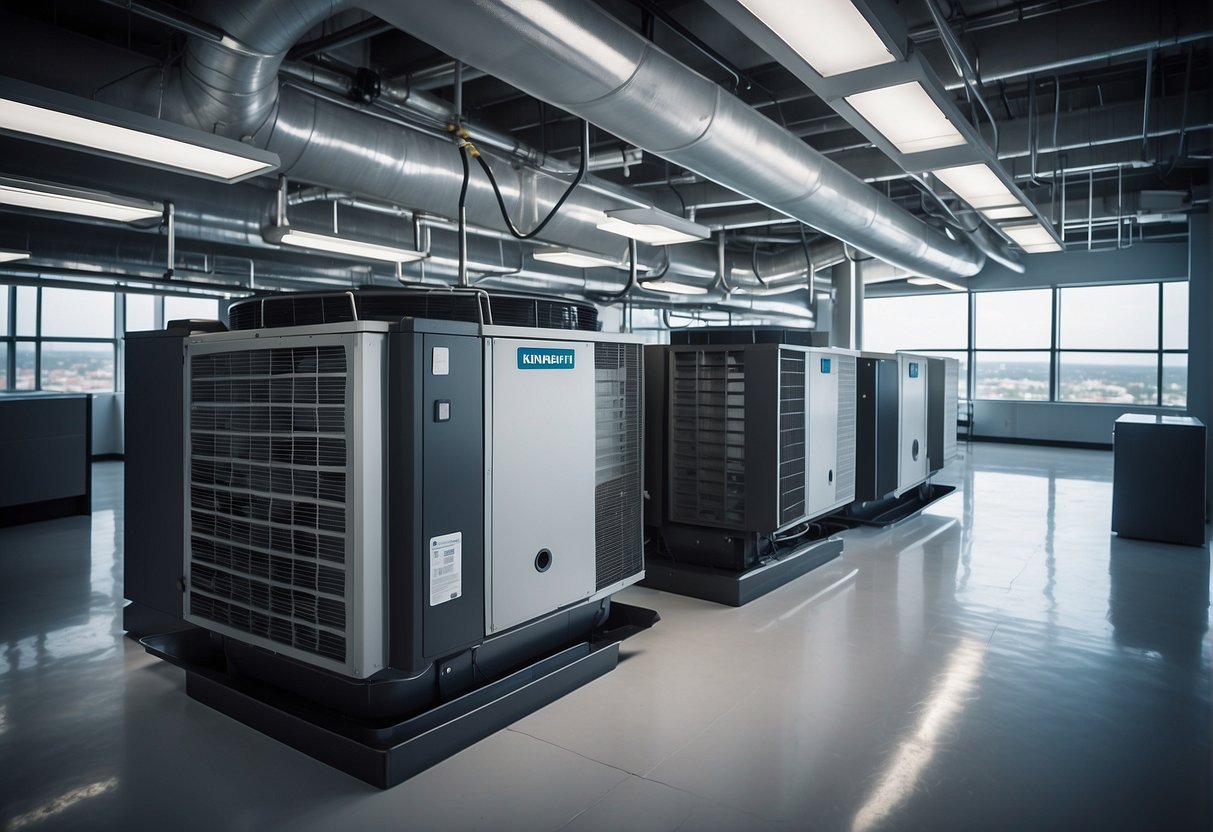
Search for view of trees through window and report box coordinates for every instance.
[864,281,1189,407]
[0,286,221,393]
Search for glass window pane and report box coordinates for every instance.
[163,296,219,322]
[1162,353,1187,407]
[1059,283,1157,349]
[15,342,35,389]
[1058,352,1158,405]
[1163,281,1188,350]
[40,342,115,392]
[0,342,6,389]
[974,351,1050,400]
[42,287,115,338]
[125,294,157,332]
[16,286,36,337]
[974,289,1051,348]
[0,285,8,336]
[912,350,969,401]
[863,293,968,352]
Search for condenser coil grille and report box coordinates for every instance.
[594,343,644,590]
[778,350,807,525]
[187,345,350,665]
[835,354,858,502]
[669,349,747,527]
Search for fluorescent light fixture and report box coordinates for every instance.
[908,276,967,291]
[0,248,31,263]
[931,163,1017,210]
[264,225,427,263]
[980,204,1033,221]
[845,82,965,154]
[638,278,710,295]
[598,207,710,245]
[531,246,623,268]
[0,77,279,183]
[0,175,163,223]
[737,0,895,77]
[1001,222,1062,253]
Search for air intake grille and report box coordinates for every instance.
[669,349,746,527]
[778,350,806,525]
[594,343,644,591]
[835,354,857,502]
[187,345,350,665]
[944,358,959,464]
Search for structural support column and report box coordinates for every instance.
[831,260,863,350]
[1187,214,1212,516]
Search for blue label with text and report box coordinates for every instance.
[517,347,575,370]
[908,362,919,378]
[820,358,831,374]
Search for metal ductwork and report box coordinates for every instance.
[102,0,984,282]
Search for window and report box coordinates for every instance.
[15,341,35,390]
[863,294,967,353]
[1055,282,1187,407]
[42,288,115,339]
[164,295,220,322]
[973,289,1051,400]
[41,342,116,392]
[16,286,36,336]
[0,342,6,389]
[125,294,157,332]
[0,286,8,336]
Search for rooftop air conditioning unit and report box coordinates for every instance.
[925,355,960,474]
[645,332,857,572]
[131,289,646,721]
[854,352,931,502]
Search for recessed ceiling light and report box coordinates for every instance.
[264,226,427,263]
[598,207,711,245]
[845,82,965,155]
[736,0,896,77]
[531,246,623,268]
[931,163,1017,210]
[1001,222,1062,253]
[0,175,163,223]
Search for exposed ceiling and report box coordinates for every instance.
[0,0,1207,324]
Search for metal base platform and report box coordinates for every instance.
[141,602,658,789]
[831,483,957,528]
[640,536,844,606]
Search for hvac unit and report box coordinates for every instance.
[645,334,857,573]
[926,355,960,474]
[127,289,647,730]
[854,352,931,502]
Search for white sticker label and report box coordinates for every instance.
[429,532,462,606]
[432,346,450,376]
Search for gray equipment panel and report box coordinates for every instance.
[897,353,930,497]
[488,337,596,633]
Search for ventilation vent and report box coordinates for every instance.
[593,343,644,591]
[187,344,351,666]
[668,349,747,527]
[778,350,807,525]
[835,354,857,502]
[228,289,598,332]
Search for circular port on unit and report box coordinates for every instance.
[912,439,920,461]
[535,549,553,572]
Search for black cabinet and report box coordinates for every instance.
[0,393,92,526]
[1112,414,1207,547]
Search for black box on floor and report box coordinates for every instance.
[1111,414,1207,547]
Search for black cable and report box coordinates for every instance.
[465,119,590,240]
[458,138,471,216]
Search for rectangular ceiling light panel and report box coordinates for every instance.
[980,204,1033,220]
[265,226,427,263]
[597,207,710,245]
[1001,222,1062,253]
[0,248,31,263]
[931,163,1017,210]
[737,0,896,77]
[845,81,965,154]
[0,176,163,223]
[0,78,279,183]
[531,246,623,268]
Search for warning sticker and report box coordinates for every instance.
[429,532,462,606]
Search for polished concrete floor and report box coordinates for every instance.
[0,443,1209,831]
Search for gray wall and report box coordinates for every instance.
[972,401,1165,446]
[1186,216,1211,512]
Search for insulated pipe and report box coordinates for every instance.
[154,0,984,281]
[376,0,984,281]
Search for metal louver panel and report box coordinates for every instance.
[835,354,857,503]
[184,330,385,678]
[778,350,807,525]
[669,349,747,527]
[593,343,644,591]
